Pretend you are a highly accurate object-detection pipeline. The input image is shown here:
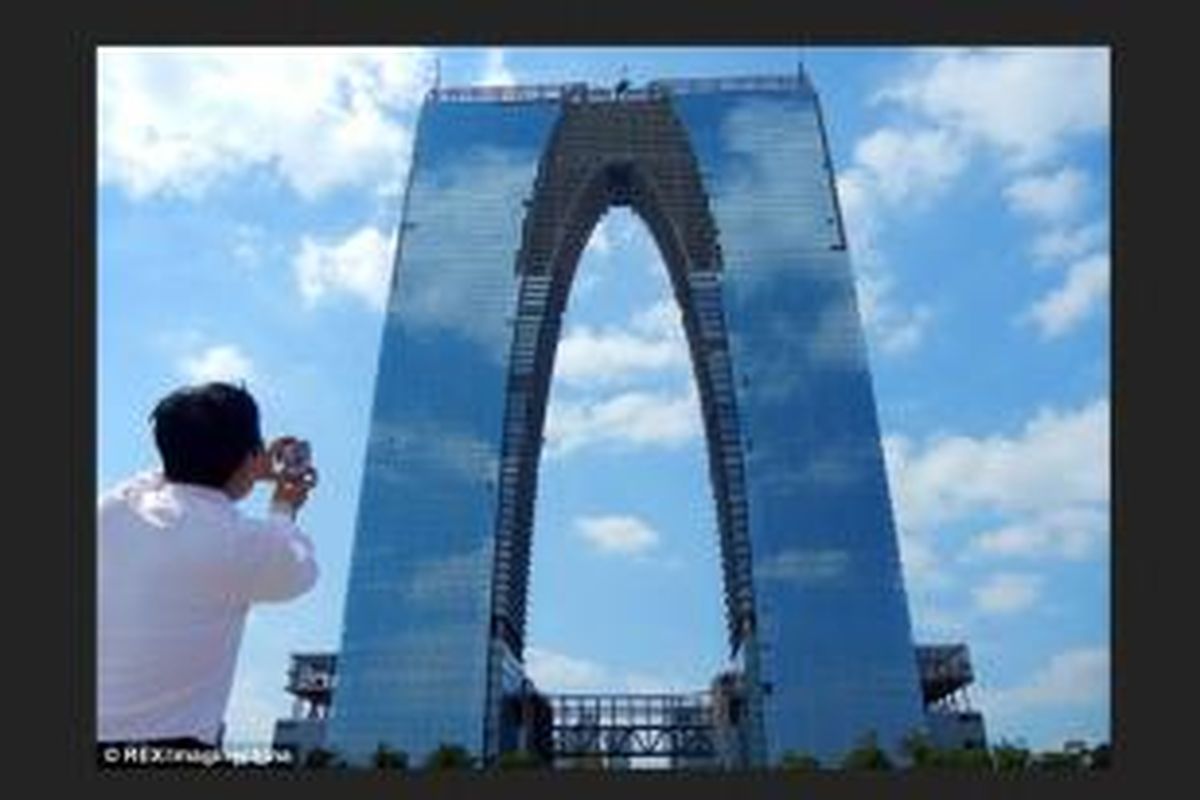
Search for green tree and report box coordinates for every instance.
[423,742,475,770]
[1035,750,1085,772]
[1090,743,1111,769]
[900,730,936,768]
[372,742,409,769]
[779,750,822,770]
[942,746,994,770]
[840,731,893,771]
[991,739,1032,771]
[494,749,543,770]
[560,753,606,770]
[303,746,338,768]
[901,730,994,770]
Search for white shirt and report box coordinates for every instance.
[97,471,318,744]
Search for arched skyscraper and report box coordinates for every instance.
[328,72,925,767]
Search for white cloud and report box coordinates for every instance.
[481,48,517,87]
[836,148,940,357]
[555,328,682,385]
[620,673,676,694]
[524,647,608,692]
[1031,221,1108,266]
[973,572,1043,614]
[545,386,701,457]
[886,397,1109,610]
[858,274,934,356]
[178,344,254,384]
[852,127,968,208]
[574,514,661,556]
[583,216,613,258]
[877,47,1110,167]
[294,225,395,311]
[523,647,685,697]
[576,213,659,296]
[367,421,499,487]
[882,397,1109,533]
[709,100,939,359]
[980,647,1109,713]
[909,603,971,640]
[895,527,951,591]
[231,224,267,268]
[802,294,867,367]
[715,101,844,265]
[755,548,850,585]
[1004,167,1090,223]
[555,300,687,387]
[385,147,540,362]
[405,549,488,606]
[223,669,288,746]
[843,49,1108,359]
[877,306,933,355]
[630,298,679,337]
[836,170,881,268]
[1023,253,1110,339]
[968,506,1108,561]
[838,126,968,261]
[585,210,650,260]
[99,47,433,201]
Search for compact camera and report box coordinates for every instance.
[275,439,314,483]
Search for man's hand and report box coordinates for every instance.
[262,436,319,518]
[262,437,297,476]
[272,474,316,517]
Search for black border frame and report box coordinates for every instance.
[40,1,1154,797]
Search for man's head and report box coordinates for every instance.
[151,382,265,499]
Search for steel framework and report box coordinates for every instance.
[481,92,768,762]
[547,692,720,765]
[427,74,806,106]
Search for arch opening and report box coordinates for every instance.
[484,100,763,763]
[525,205,728,692]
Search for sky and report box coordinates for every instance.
[97,46,1110,754]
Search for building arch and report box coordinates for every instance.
[484,99,764,758]
[331,77,926,769]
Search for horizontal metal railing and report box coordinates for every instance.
[547,691,725,761]
[428,75,804,105]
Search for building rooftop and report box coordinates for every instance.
[428,73,810,105]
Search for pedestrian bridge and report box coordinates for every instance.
[544,690,744,768]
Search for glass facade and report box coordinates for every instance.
[672,82,925,765]
[326,99,559,762]
[329,73,924,767]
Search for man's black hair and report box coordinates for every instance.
[150,382,264,489]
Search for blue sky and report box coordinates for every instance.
[97,46,1110,753]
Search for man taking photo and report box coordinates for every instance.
[97,382,319,764]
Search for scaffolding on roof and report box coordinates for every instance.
[427,74,807,105]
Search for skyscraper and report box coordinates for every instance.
[327,71,925,767]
